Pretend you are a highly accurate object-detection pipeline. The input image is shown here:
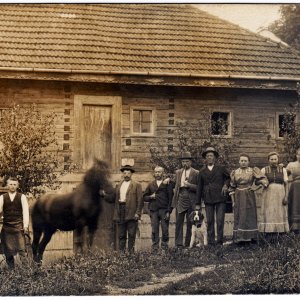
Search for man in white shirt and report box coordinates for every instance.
[0,177,29,268]
[113,165,143,253]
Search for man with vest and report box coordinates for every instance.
[143,166,174,252]
[0,177,29,268]
[113,165,143,253]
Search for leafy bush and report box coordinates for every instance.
[149,109,238,176]
[0,104,75,195]
[280,83,300,163]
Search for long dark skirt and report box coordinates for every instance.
[288,179,300,231]
[233,188,258,242]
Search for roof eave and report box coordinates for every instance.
[0,67,299,90]
[0,66,299,82]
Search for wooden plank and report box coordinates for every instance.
[82,104,112,169]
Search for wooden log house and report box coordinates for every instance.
[0,4,300,257]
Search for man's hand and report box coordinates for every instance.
[150,193,156,199]
[282,197,288,206]
[134,214,140,221]
[195,205,201,210]
[23,227,30,236]
[164,212,170,221]
[221,185,228,196]
[163,178,171,185]
[99,189,106,197]
[183,180,191,188]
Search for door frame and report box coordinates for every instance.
[74,95,122,172]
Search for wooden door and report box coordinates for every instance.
[82,105,112,169]
[74,96,121,172]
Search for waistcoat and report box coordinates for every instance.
[3,192,23,230]
[265,166,284,184]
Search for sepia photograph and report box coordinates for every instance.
[0,1,300,296]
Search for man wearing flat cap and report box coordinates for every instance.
[113,165,143,253]
[172,151,199,248]
[196,147,230,246]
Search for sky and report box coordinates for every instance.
[194,4,282,33]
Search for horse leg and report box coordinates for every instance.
[87,219,98,249]
[74,226,84,254]
[32,226,43,263]
[36,228,55,264]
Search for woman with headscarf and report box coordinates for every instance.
[258,152,289,239]
[229,154,268,244]
[286,148,300,234]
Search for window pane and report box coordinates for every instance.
[132,109,153,134]
[279,114,295,137]
[132,110,140,122]
[211,112,229,135]
[141,110,152,122]
[133,121,140,133]
[141,122,151,133]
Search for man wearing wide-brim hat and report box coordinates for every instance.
[171,151,199,248]
[196,147,230,246]
[113,165,143,253]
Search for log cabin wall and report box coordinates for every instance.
[0,78,297,183]
[0,78,297,252]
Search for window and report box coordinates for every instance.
[211,111,231,136]
[130,107,155,136]
[278,113,295,138]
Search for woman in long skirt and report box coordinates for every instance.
[286,148,300,233]
[259,152,289,238]
[229,154,268,244]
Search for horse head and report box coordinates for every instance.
[83,159,112,192]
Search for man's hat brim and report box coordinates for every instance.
[120,166,135,173]
[202,150,219,158]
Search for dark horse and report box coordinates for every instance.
[31,159,113,263]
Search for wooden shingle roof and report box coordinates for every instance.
[1,3,300,80]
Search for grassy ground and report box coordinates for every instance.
[0,234,300,295]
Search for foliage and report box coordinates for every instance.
[149,108,238,176]
[148,234,300,295]
[268,4,300,51]
[280,84,300,163]
[1,235,300,295]
[0,104,69,195]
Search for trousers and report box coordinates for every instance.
[118,220,137,253]
[205,202,226,245]
[150,208,169,250]
[175,207,193,247]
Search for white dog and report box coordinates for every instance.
[189,210,208,248]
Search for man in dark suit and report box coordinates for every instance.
[113,165,143,253]
[196,147,230,246]
[172,152,199,248]
[143,166,173,252]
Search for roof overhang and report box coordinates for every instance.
[0,67,298,91]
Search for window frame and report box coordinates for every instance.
[275,112,298,139]
[210,110,233,138]
[130,106,156,137]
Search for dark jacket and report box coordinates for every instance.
[143,180,173,213]
[196,165,230,205]
[113,180,143,222]
[171,167,199,209]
